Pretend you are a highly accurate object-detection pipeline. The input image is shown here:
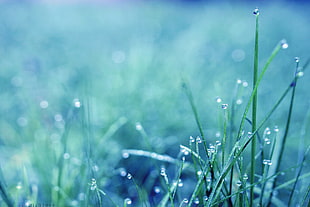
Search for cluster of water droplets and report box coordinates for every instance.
[89,178,97,191]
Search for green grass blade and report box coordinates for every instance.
[250,10,259,207]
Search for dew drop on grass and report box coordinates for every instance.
[281,40,288,49]
[206,177,212,183]
[124,198,132,205]
[160,167,166,176]
[122,152,130,159]
[135,122,143,131]
[119,168,127,177]
[247,132,253,138]
[264,127,271,135]
[296,70,304,78]
[236,99,243,105]
[182,198,189,204]
[263,159,272,165]
[221,104,228,109]
[237,79,242,84]
[180,147,189,155]
[154,186,161,194]
[16,182,22,190]
[243,173,248,180]
[242,81,248,87]
[178,179,183,187]
[127,173,132,180]
[90,178,97,191]
[215,131,221,138]
[215,140,221,146]
[274,125,279,132]
[196,136,202,143]
[253,8,260,16]
[194,197,200,204]
[236,180,242,187]
[73,98,81,108]
[215,96,222,103]
[203,196,209,201]
[264,138,271,145]
[197,170,202,176]
[189,136,195,143]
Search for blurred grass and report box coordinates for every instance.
[0,1,309,206]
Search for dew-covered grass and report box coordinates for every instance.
[0,1,310,207]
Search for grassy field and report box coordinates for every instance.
[0,1,310,206]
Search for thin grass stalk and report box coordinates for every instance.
[250,11,259,206]
[288,146,310,206]
[266,59,300,207]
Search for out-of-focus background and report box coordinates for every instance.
[0,0,309,206]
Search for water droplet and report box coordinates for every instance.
[122,152,130,159]
[178,179,183,187]
[236,180,242,187]
[119,168,127,177]
[296,70,304,78]
[135,122,143,131]
[209,145,215,153]
[253,8,260,15]
[182,156,185,161]
[236,99,243,105]
[295,57,300,63]
[242,81,248,87]
[194,197,200,204]
[197,170,202,176]
[248,132,253,138]
[215,132,221,138]
[196,136,202,143]
[90,178,97,190]
[203,196,209,201]
[63,153,70,159]
[237,79,242,84]
[189,136,195,143]
[127,173,132,180]
[160,167,166,176]
[154,186,161,194]
[215,140,221,146]
[215,96,222,103]
[263,159,272,165]
[124,198,132,205]
[206,177,212,183]
[264,138,271,145]
[281,40,288,49]
[40,100,49,109]
[17,117,28,127]
[264,127,271,135]
[274,125,279,132]
[180,147,189,155]
[182,198,189,204]
[73,98,81,108]
[243,174,248,180]
[221,104,228,109]
[16,182,22,190]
